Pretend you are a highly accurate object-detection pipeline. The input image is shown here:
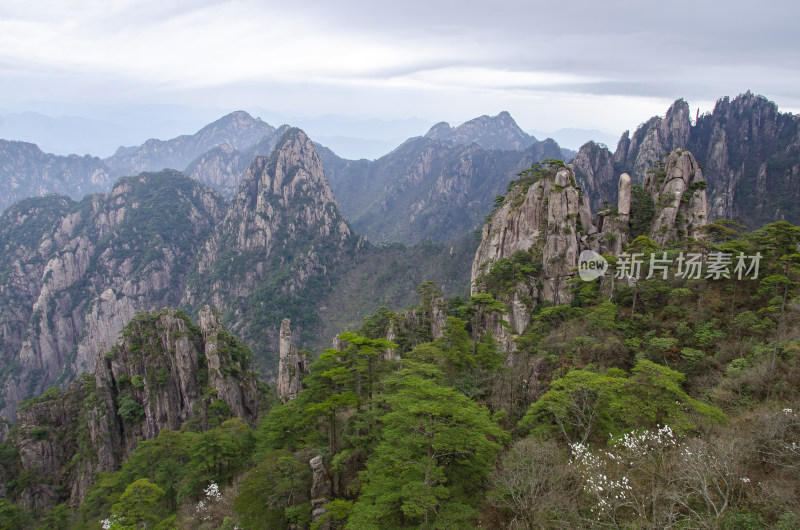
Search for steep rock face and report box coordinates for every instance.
[185,124,290,198]
[610,93,799,228]
[276,318,307,402]
[614,99,691,179]
[0,171,226,419]
[321,133,565,244]
[687,92,800,227]
[424,111,536,151]
[0,196,76,382]
[643,150,708,246]
[9,308,262,510]
[0,140,111,213]
[472,163,589,307]
[184,128,356,374]
[105,111,276,176]
[471,156,708,348]
[572,140,617,211]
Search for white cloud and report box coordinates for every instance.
[0,0,798,141]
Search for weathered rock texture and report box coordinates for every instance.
[183,127,357,374]
[277,318,307,402]
[321,117,568,244]
[615,99,692,180]
[573,92,800,229]
[0,140,111,213]
[643,150,708,246]
[471,158,708,349]
[571,140,618,212]
[0,171,225,419]
[309,455,333,529]
[7,307,261,510]
[185,125,291,198]
[472,164,589,305]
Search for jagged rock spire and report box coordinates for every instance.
[277,318,306,402]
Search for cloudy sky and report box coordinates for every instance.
[1,0,798,156]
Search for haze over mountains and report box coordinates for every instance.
[1,91,799,420]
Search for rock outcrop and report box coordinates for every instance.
[0,171,226,419]
[183,128,357,374]
[614,99,692,180]
[687,92,800,228]
[471,156,708,349]
[309,455,333,529]
[572,140,618,211]
[644,150,708,246]
[576,92,800,230]
[7,308,262,510]
[472,162,588,306]
[277,318,307,402]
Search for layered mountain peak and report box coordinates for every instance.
[614,98,691,179]
[191,110,273,151]
[105,110,276,176]
[262,127,330,199]
[424,111,535,151]
[185,128,356,372]
[229,127,348,238]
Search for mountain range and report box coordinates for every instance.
[572,92,800,230]
[0,92,799,421]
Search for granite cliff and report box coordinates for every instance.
[471,152,708,349]
[183,127,358,372]
[0,171,226,418]
[573,93,800,229]
[4,307,262,511]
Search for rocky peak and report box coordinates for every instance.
[615,99,691,180]
[471,151,708,351]
[472,162,589,306]
[688,92,800,227]
[424,111,535,151]
[9,308,262,510]
[424,121,454,140]
[643,150,708,246]
[105,111,276,176]
[572,140,617,211]
[184,127,356,375]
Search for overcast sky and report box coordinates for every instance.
[1,0,798,155]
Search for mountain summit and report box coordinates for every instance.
[424,111,536,151]
[105,111,276,176]
[183,128,356,370]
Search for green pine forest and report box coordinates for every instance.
[3,211,800,527]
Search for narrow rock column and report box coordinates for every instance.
[277,318,305,402]
[309,455,332,529]
[618,173,631,224]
